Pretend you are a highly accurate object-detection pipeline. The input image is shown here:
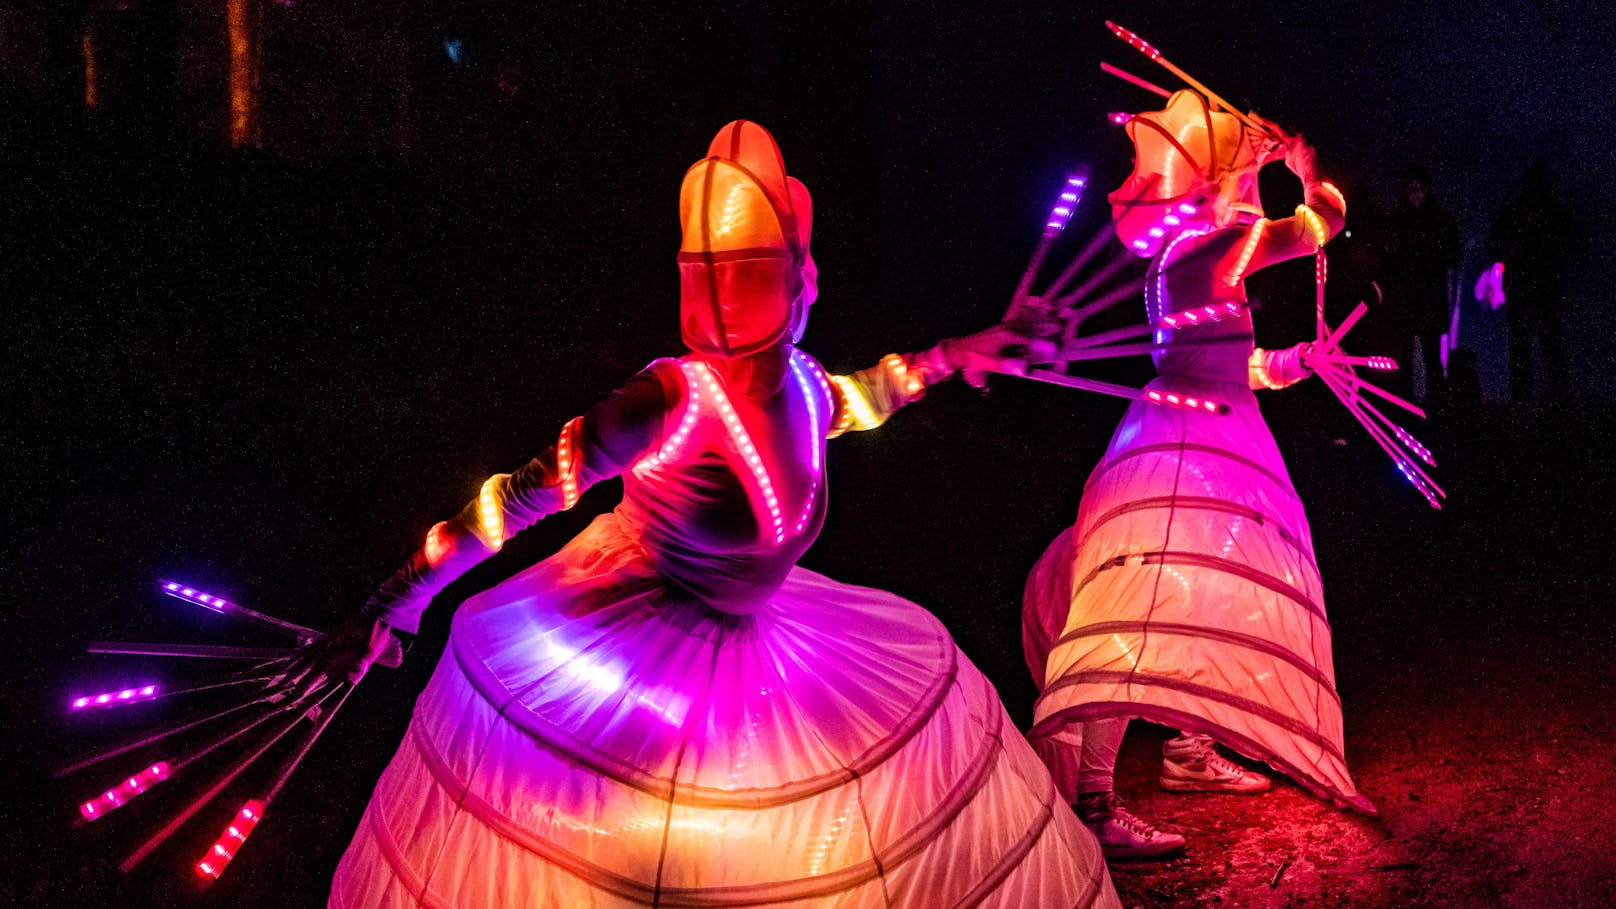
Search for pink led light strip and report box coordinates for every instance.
[633,371,700,475]
[72,684,158,710]
[686,363,786,545]
[197,800,263,880]
[1158,301,1245,329]
[80,762,169,821]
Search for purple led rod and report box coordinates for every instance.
[1006,172,1090,319]
[158,580,320,644]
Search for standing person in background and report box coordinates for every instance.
[1489,164,1580,403]
[1381,166,1461,402]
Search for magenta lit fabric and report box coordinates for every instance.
[332,350,1119,907]
[1023,185,1376,816]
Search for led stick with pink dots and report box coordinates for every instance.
[195,684,354,882]
[69,665,284,712]
[73,685,301,823]
[56,689,286,779]
[117,682,340,873]
[159,580,321,644]
[1019,366,1230,415]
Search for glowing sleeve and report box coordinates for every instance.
[360,369,668,633]
[1228,180,1347,279]
[1248,344,1312,391]
[825,348,952,438]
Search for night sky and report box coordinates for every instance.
[4,1,1615,905]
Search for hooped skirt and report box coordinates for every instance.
[332,514,1119,907]
[1023,384,1375,816]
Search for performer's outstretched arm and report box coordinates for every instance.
[825,350,947,436]
[360,370,669,635]
[825,323,1052,436]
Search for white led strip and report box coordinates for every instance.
[787,350,828,535]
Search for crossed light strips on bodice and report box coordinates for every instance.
[632,348,835,548]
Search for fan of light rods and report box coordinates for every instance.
[996,168,1245,416]
[60,579,350,883]
[1311,304,1445,509]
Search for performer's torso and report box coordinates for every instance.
[1146,226,1257,388]
[614,349,831,614]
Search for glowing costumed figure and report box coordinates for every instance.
[308,121,1121,907]
[1021,25,1379,861]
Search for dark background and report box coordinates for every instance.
[4,1,1614,905]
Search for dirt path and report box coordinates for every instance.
[1101,643,1616,907]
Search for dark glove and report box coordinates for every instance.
[939,313,1060,388]
[284,614,403,696]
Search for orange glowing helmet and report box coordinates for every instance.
[679,121,816,356]
[1111,89,1271,257]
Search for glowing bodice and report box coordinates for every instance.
[1146,226,1257,387]
[614,350,832,615]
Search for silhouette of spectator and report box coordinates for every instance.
[1489,164,1580,402]
[1381,166,1461,401]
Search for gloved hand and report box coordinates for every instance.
[1274,341,1317,385]
[938,312,1060,388]
[1250,115,1317,186]
[283,614,403,697]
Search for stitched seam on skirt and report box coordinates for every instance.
[653,641,724,908]
[1077,494,1309,558]
[447,608,960,809]
[1053,620,1340,707]
[1085,441,1296,500]
[1029,701,1372,816]
[364,791,457,909]
[1127,426,1188,702]
[945,704,1058,909]
[416,676,511,905]
[1073,550,1329,627]
[399,673,1008,906]
[1037,670,1348,764]
[852,768,893,908]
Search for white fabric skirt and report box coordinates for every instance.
[332,515,1118,907]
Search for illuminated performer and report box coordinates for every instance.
[1022,85,1377,860]
[306,121,1119,907]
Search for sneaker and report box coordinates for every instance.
[1074,792,1186,860]
[1160,734,1272,794]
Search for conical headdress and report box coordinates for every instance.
[1111,89,1267,257]
[678,121,814,356]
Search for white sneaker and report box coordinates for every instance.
[1075,792,1186,860]
[1160,733,1271,794]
